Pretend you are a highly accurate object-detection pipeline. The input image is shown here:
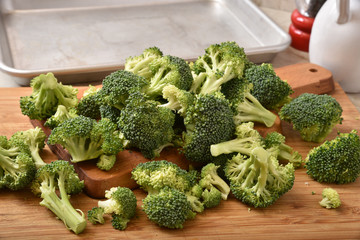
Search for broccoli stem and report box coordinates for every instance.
[65,138,103,163]
[30,147,46,169]
[233,93,277,127]
[210,138,253,157]
[199,66,235,95]
[40,176,86,234]
[0,154,20,176]
[145,66,168,96]
[190,72,207,93]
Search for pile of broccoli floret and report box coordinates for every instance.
[10,41,360,233]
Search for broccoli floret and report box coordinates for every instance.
[263,132,303,168]
[44,105,79,129]
[210,122,263,157]
[124,46,163,80]
[319,188,341,209]
[225,147,295,208]
[244,63,293,110]
[199,163,230,200]
[182,92,236,163]
[31,160,86,234]
[0,136,36,190]
[202,186,222,209]
[142,187,193,229]
[48,116,124,164]
[118,92,175,159]
[87,207,105,225]
[305,130,360,183]
[10,127,47,169]
[99,104,122,124]
[160,84,195,117]
[20,73,78,120]
[190,41,248,95]
[279,93,343,142]
[77,85,102,119]
[97,187,137,230]
[131,160,197,194]
[96,154,117,171]
[221,77,277,127]
[143,55,193,99]
[99,70,148,111]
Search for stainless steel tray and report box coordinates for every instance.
[0,0,291,85]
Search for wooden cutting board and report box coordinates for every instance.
[28,62,335,198]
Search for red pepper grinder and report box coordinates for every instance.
[289,0,326,52]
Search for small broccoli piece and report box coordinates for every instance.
[48,116,124,164]
[225,147,295,208]
[263,132,303,168]
[99,104,122,124]
[31,160,86,234]
[143,55,193,99]
[199,163,230,200]
[221,77,277,127]
[124,46,163,80]
[319,188,341,209]
[87,207,105,224]
[244,63,293,110]
[0,136,36,190]
[190,41,248,95]
[210,122,263,157]
[96,154,117,171]
[160,84,195,117]
[118,92,175,159]
[142,187,193,229]
[99,70,148,111]
[202,186,222,209]
[44,105,79,129]
[182,92,236,163]
[305,130,360,183]
[10,127,47,169]
[77,85,102,119]
[279,93,343,142]
[98,187,137,230]
[20,73,78,120]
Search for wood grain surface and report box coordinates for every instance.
[0,63,359,239]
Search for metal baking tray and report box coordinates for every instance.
[0,0,291,85]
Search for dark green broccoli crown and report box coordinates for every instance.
[87,207,105,225]
[279,93,343,142]
[77,86,102,119]
[0,137,36,190]
[221,77,252,106]
[44,105,79,129]
[263,132,285,149]
[118,92,175,159]
[142,187,192,229]
[100,70,148,110]
[131,160,197,193]
[94,118,124,155]
[111,213,130,230]
[20,73,78,120]
[306,130,360,184]
[244,63,293,109]
[109,187,137,220]
[183,92,235,163]
[99,104,121,124]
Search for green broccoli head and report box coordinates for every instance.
[124,46,163,80]
[20,72,78,120]
[190,41,249,94]
[143,55,193,98]
[44,105,79,129]
[279,93,343,142]
[221,77,277,127]
[87,207,105,225]
[76,85,102,119]
[96,154,117,171]
[305,130,360,183]
[263,132,303,168]
[131,160,197,194]
[99,70,149,110]
[99,104,122,124]
[225,147,295,208]
[202,186,222,209]
[319,188,341,209]
[244,63,293,110]
[48,116,124,164]
[199,163,230,200]
[10,127,47,169]
[118,92,175,159]
[142,187,193,229]
[31,160,86,234]
[0,136,36,190]
[182,92,236,163]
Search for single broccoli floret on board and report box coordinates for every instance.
[319,188,341,209]
[87,207,105,225]
[279,93,343,142]
[20,72,78,120]
[305,130,360,183]
[44,105,79,129]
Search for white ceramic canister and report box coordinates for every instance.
[309,0,360,93]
